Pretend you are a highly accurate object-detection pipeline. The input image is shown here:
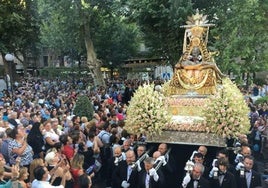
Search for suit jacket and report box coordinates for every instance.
[138,168,165,188]
[161,153,179,187]
[107,156,120,187]
[184,176,211,188]
[236,169,262,188]
[210,171,237,188]
[112,160,139,188]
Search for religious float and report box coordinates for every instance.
[125,11,250,148]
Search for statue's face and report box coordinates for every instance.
[191,47,201,57]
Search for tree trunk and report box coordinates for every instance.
[84,23,105,87]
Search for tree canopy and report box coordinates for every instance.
[0,0,40,63]
[126,0,193,65]
[208,0,268,81]
[0,0,267,82]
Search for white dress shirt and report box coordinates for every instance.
[31,179,63,188]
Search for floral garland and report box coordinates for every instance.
[125,83,172,137]
[165,117,209,132]
[166,98,209,106]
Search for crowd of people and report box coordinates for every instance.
[0,77,266,188]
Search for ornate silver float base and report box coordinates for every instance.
[146,130,226,147]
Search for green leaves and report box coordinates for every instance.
[0,0,40,72]
[212,0,268,77]
[73,95,94,120]
[127,0,192,64]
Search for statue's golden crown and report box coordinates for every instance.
[190,26,204,38]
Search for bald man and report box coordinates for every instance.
[197,145,211,168]
[113,150,139,188]
[235,146,258,172]
[241,146,252,157]
[107,146,125,187]
[198,146,207,156]
[157,143,178,187]
[152,151,161,161]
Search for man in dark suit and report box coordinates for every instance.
[138,157,165,188]
[209,157,237,188]
[157,143,178,187]
[181,163,211,188]
[236,155,262,188]
[208,149,236,177]
[198,145,211,168]
[108,146,125,187]
[112,150,139,188]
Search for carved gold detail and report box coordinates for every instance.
[167,10,224,95]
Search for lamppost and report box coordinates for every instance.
[109,61,113,80]
[4,53,14,96]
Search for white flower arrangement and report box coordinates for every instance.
[203,77,250,138]
[125,83,172,136]
[125,78,250,140]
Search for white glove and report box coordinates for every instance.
[184,160,194,171]
[182,173,191,187]
[235,153,244,163]
[211,159,218,167]
[190,150,198,161]
[236,162,244,171]
[155,156,165,163]
[155,156,167,166]
[136,160,142,172]
[149,168,159,181]
[209,167,219,178]
[121,180,130,188]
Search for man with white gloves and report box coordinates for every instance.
[236,162,245,171]
[121,180,130,188]
[181,163,210,188]
[235,155,262,188]
[182,172,191,187]
[138,157,165,188]
[209,157,237,188]
[113,150,139,188]
[209,166,219,178]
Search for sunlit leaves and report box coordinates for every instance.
[212,0,268,76]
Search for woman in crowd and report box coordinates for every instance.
[29,158,45,182]
[70,153,85,188]
[59,134,75,161]
[8,125,33,168]
[18,167,30,188]
[42,120,60,152]
[27,122,45,159]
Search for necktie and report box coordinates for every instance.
[193,179,199,188]
[219,175,224,186]
[127,166,132,181]
[145,173,150,188]
[245,171,251,188]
